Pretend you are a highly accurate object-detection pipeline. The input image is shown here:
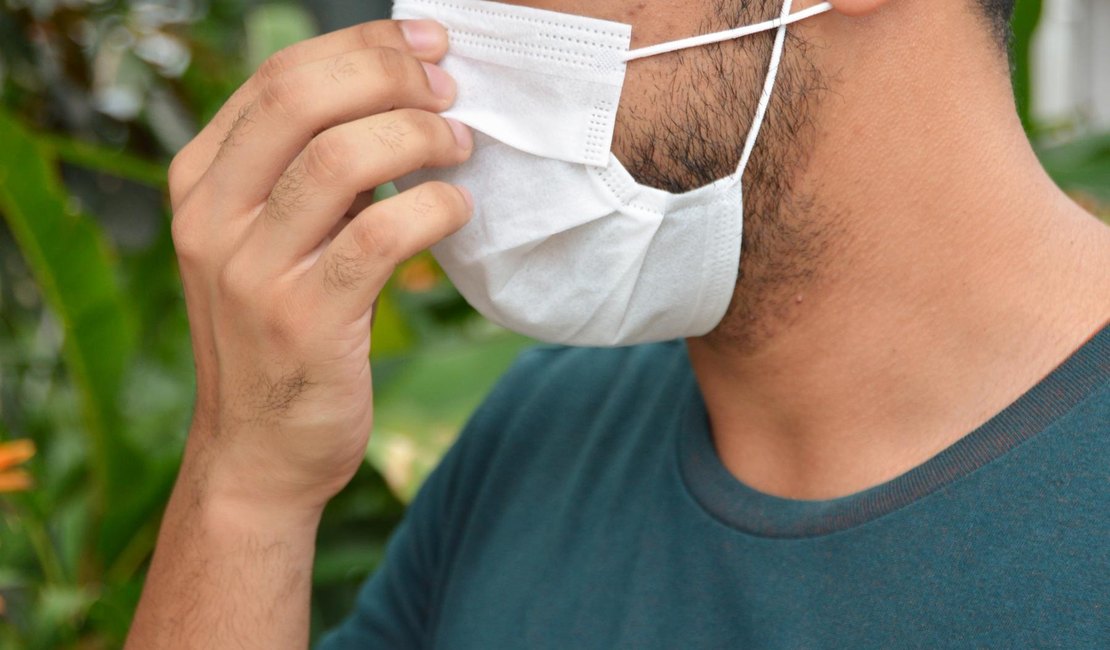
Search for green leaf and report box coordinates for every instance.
[368,332,533,501]
[370,287,416,358]
[0,110,140,520]
[32,584,97,647]
[245,3,319,71]
[1010,0,1042,133]
[1037,131,1110,203]
[84,578,144,647]
[100,454,180,583]
[37,133,168,190]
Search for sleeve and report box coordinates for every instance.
[315,347,554,649]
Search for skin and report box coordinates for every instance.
[127,0,1110,647]
[677,0,1110,499]
[127,21,474,648]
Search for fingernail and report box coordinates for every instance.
[447,118,472,150]
[457,185,474,211]
[401,20,444,51]
[422,62,455,100]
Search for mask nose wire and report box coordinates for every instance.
[620,1,833,63]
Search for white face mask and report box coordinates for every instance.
[391,0,832,346]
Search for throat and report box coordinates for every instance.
[685,205,1110,501]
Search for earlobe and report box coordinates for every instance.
[827,0,889,17]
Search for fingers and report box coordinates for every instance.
[168,19,449,206]
[205,46,458,211]
[304,181,473,323]
[244,109,472,267]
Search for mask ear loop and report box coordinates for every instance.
[620,1,831,63]
[619,0,832,181]
[737,0,795,178]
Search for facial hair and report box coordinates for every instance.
[611,0,838,354]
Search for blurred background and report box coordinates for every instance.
[0,0,1107,647]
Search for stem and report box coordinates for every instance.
[14,500,66,585]
[38,133,168,190]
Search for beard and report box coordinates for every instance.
[611,0,837,353]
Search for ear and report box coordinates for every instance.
[826,0,889,17]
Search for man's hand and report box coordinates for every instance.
[172,16,472,513]
[126,19,471,649]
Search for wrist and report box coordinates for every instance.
[177,430,330,531]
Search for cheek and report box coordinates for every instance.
[610,59,684,165]
[608,41,777,193]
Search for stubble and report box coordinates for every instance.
[613,0,838,354]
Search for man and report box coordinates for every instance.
[126,0,1110,647]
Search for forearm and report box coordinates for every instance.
[126,16,462,649]
[126,442,323,650]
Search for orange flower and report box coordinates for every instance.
[397,257,440,293]
[0,439,35,492]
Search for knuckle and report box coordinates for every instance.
[323,53,360,83]
[356,21,400,51]
[215,262,243,299]
[400,52,429,92]
[256,48,294,85]
[368,47,407,86]
[216,257,265,310]
[369,45,403,70]
[258,72,305,121]
[267,162,307,222]
[217,104,255,152]
[323,248,367,294]
[170,207,204,261]
[167,149,193,197]
[396,109,442,147]
[355,22,380,50]
[302,132,352,185]
[420,181,464,214]
[351,218,399,263]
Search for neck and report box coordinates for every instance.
[686,3,1110,500]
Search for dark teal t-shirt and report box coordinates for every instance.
[318,325,1109,649]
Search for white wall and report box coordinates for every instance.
[1032,0,1110,130]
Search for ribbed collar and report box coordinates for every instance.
[678,323,1109,538]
